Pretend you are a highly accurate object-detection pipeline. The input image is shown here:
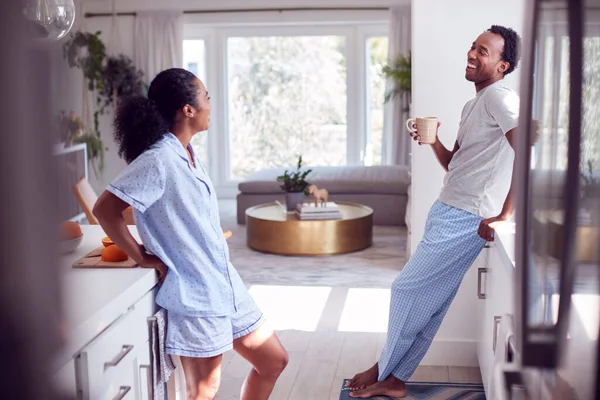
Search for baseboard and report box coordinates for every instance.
[419,339,478,367]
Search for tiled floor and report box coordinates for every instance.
[215,200,482,400]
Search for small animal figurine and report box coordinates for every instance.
[316,188,329,206]
[308,185,329,206]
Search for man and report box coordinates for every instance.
[347,25,522,398]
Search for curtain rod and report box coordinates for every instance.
[84,7,390,18]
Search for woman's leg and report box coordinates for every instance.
[233,321,289,400]
[180,355,223,400]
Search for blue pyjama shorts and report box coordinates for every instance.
[165,290,264,358]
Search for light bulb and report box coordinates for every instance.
[23,0,76,41]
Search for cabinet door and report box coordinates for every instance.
[476,246,493,396]
[134,341,152,400]
[488,244,515,322]
[75,290,155,399]
[484,243,516,397]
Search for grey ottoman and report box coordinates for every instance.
[236,165,411,226]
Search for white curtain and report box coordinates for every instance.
[134,11,183,84]
[383,5,412,166]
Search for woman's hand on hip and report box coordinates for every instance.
[139,253,168,284]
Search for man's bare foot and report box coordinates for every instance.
[349,375,407,398]
[345,363,378,390]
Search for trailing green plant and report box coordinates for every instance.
[56,110,105,175]
[382,51,411,104]
[74,133,106,176]
[63,31,106,92]
[56,110,84,145]
[581,159,600,198]
[99,55,147,110]
[277,156,312,193]
[62,30,145,170]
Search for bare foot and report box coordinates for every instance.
[345,363,378,390]
[349,375,407,398]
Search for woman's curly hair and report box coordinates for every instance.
[114,68,199,163]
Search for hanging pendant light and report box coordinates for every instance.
[23,0,76,41]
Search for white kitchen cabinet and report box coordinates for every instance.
[476,245,492,394]
[134,340,152,400]
[74,289,155,400]
[476,241,515,398]
[52,225,158,400]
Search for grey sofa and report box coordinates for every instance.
[236,165,411,226]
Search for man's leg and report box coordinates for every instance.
[391,286,459,381]
[346,200,445,391]
[350,201,485,398]
[348,288,459,398]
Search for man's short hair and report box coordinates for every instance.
[487,25,522,75]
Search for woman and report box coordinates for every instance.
[93,68,288,400]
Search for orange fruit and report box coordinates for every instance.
[101,245,128,262]
[101,236,114,247]
[60,221,82,240]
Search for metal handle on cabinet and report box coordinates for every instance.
[140,364,153,400]
[477,268,488,299]
[105,345,134,369]
[112,386,131,400]
[75,352,90,400]
[493,315,502,353]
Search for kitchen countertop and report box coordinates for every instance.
[56,225,157,368]
[494,222,516,267]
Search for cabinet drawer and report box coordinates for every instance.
[76,290,154,400]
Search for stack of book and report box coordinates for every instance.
[295,202,342,220]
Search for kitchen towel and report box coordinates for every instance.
[151,308,176,400]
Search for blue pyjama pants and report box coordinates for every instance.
[378,200,486,382]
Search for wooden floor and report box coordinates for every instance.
[214,287,482,400]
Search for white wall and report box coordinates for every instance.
[411,0,525,366]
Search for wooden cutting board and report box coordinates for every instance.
[72,246,138,269]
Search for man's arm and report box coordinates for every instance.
[477,127,518,241]
[410,121,460,171]
[499,128,518,218]
[431,139,460,172]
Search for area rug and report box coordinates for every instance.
[339,379,486,400]
[219,201,408,288]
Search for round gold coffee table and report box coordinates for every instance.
[245,202,373,256]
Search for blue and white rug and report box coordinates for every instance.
[339,379,486,400]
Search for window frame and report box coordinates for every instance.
[359,26,390,166]
[183,20,389,196]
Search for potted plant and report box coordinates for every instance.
[57,110,105,175]
[580,159,600,224]
[382,51,411,112]
[277,156,312,211]
[57,110,84,146]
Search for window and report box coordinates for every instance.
[183,39,208,169]
[365,36,389,166]
[183,22,389,190]
[227,35,347,180]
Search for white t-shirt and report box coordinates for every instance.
[438,80,520,218]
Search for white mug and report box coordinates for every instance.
[406,117,439,144]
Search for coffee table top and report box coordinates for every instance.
[246,201,373,222]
